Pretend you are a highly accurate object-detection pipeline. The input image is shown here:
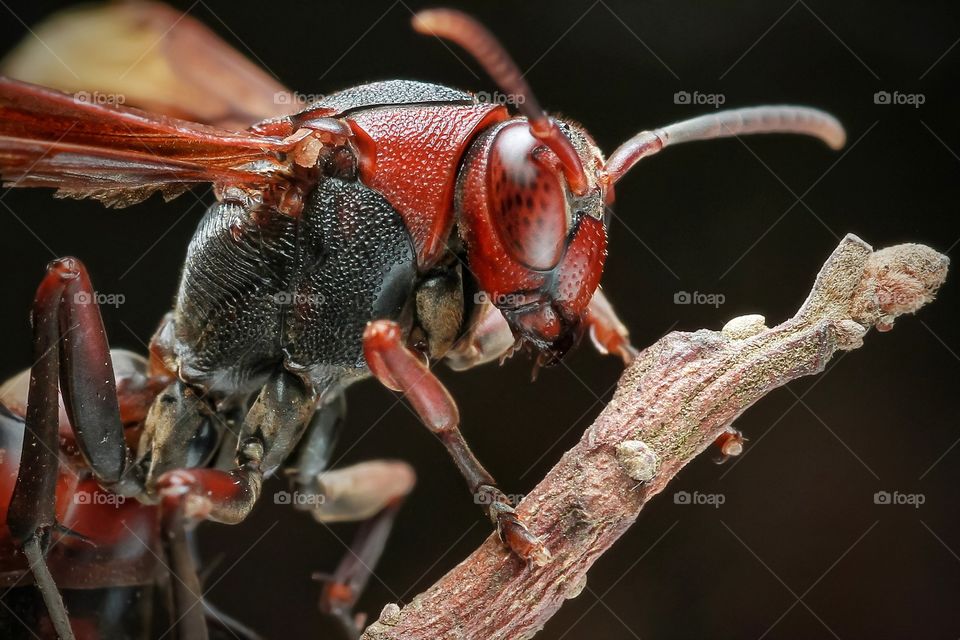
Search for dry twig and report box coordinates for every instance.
[362,234,948,640]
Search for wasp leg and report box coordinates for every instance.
[290,392,348,494]
[585,289,638,366]
[290,393,417,523]
[8,259,129,539]
[159,493,259,640]
[135,379,216,492]
[155,368,317,524]
[315,501,406,639]
[443,300,516,372]
[298,460,416,523]
[363,319,549,565]
[308,462,415,611]
[6,257,146,640]
[305,462,413,639]
[161,503,209,640]
[55,260,130,486]
[712,427,747,464]
[285,394,414,635]
[6,261,67,552]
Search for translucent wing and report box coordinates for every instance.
[0,77,296,207]
[0,1,296,129]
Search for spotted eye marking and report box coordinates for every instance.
[489,123,570,271]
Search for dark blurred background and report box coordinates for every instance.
[1,1,958,638]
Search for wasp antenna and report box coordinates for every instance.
[412,8,589,195]
[604,105,846,184]
[412,9,544,123]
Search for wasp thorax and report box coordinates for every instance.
[317,144,359,180]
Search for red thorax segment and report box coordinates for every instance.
[346,103,508,269]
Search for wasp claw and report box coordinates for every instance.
[156,469,214,520]
[618,344,639,366]
[53,521,94,545]
[712,428,746,465]
[491,502,550,566]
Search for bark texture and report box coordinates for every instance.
[362,234,949,640]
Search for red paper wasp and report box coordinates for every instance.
[0,2,845,638]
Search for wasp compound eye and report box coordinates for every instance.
[488,122,571,271]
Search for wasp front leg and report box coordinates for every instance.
[6,258,139,640]
[585,289,638,366]
[152,368,317,526]
[363,319,549,565]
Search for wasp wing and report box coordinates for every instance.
[0,77,296,207]
[0,1,296,129]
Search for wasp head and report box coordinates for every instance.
[457,117,608,365]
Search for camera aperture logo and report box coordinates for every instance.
[674,90,726,109]
[74,489,126,507]
[73,291,125,308]
[873,490,925,508]
[673,490,725,508]
[674,291,725,308]
[274,490,325,507]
